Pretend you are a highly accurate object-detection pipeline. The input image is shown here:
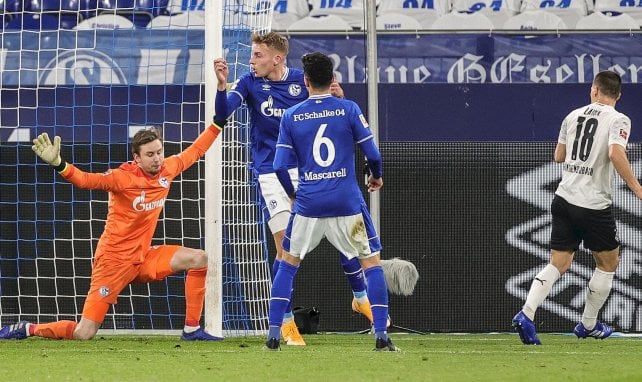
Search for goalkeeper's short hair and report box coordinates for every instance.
[131,126,163,156]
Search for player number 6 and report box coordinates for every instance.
[313,123,335,167]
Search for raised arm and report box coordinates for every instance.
[359,138,383,192]
[32,132,125,191]
[165,119,225,176]
[213,58,243,120]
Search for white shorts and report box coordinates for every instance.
[283,209,382,261]
[257,168,299,233]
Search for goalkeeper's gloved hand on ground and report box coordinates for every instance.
[32,133,62,167]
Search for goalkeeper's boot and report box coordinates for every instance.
[573,321,614,340]
[374,337,400,352]
[0,321,29,340]
[281,320,306,346]
[512,311,541,345]
[181,327,224,341]
[352,298,391,328]
[263,337,281,351]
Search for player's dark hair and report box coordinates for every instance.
[131,126,163,156]
[251,32,289,55]
[593,70,621,100]
[301,52,333,89]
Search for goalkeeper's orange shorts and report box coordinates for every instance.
[81,245,180,323]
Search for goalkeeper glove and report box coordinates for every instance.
[32,133,65,171]
[212,115,227,129]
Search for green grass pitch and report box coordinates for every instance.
[1,333,641,381]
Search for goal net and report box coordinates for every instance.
[0,0,273,336]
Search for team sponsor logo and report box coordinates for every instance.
[262,84,271,91]
[159,177,169,188]
[99,286,110,297]
[505,162,642,331]
[619,129,629,140]
[269,199,278,210]
[102,169,113,176]
[39,50,127,85]
[288,84,302,96]
[260,96,286,118]
[132,191,166,212]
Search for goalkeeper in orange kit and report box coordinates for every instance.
[0,119,226,341]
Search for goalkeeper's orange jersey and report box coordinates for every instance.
[59,124,221,264]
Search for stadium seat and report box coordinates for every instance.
[575,11,640,30]
[378,0,450,29]
[147,10,203,28]
[503,10,568,29]
[29,0,86,29]
[287,14,352,31]
[1,0,22,27]
[272,0,309,30]
[98,0,158,28]
[4,12,62,29]
[594,0,642,27]
[74,12,134,28]
[376,12,422,30]
[430,11,494,30]
[307,0,375,29]
[519,0,592,29]
[451,0,519,29]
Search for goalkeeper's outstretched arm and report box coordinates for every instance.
[32,132,66,173]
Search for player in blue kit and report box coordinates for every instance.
[265,51,398,351]
[213,32,374,346]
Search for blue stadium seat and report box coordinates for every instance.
[29,0,82,28]
[4,13,63,30]
[2,0,22,26]
[100,0,161,27]
[78,0,99,20]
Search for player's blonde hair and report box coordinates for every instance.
[251,32,289,55]
[131,127,163,156]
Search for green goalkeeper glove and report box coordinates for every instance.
[32,133,62,167]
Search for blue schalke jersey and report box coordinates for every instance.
[276,94,375,217]
[229,67,307,174]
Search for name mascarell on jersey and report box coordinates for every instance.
[304,167,348,181]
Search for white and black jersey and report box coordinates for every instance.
[555,102,631,210]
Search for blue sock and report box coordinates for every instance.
[364,265,389,337]
[273,258,294,316]
[340,254,367,296]
[268,261,299,340]
[271,259,281,280]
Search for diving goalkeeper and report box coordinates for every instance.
[0,121,225,341]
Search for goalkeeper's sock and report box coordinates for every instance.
[185,267,207,327]
[523,264,561,320]
[364,266,389,333]
[31,320,77,339]
[268,261,299,339]
[340,254,367,298]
